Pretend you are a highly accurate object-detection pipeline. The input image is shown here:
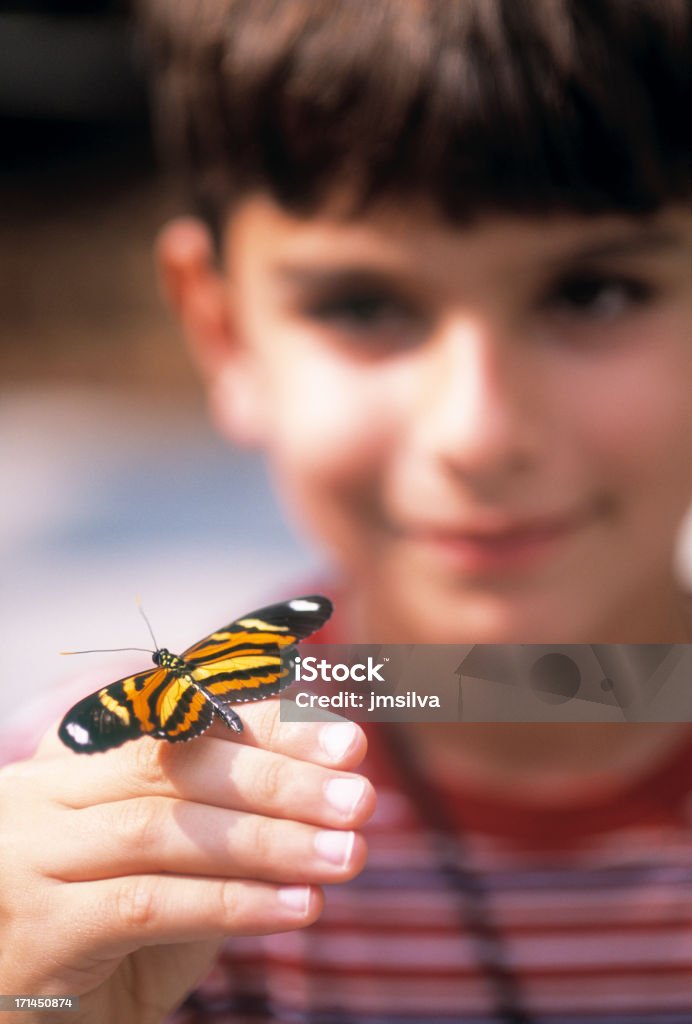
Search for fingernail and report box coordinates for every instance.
[314,829,355,867]
[324,777,366,817]
[320,722,358,761]
[277,886,311,915]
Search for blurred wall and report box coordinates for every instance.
[0,5,315,743]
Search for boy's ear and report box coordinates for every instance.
[156,217,266,447]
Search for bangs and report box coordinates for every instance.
[144,0,691,231]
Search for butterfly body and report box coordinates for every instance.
[151,648,187,670]
[58,595,333,754]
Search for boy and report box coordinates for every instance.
[1,1,691,1021]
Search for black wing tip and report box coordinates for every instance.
[58,717,129,754]
[236,593,334,641]
[58,691,142,755]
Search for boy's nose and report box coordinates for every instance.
[413,317,543,496]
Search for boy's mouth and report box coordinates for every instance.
[408,512,586,574]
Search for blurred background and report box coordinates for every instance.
[0,1,316,747]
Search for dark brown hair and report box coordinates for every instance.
[140,0,690,239]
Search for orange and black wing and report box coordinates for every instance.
[59,667,215,753]
[183,594,333,706]
[59,595,333,754]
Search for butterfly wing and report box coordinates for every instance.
[59,667,215,753]
[150,674,215,742]
[58,667,161,753]
[182,594,333,706]
[59,595,334,753]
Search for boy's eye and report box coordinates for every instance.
[545,272,655,321]
[304,291,426,346]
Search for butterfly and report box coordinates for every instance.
[58,595,333,754]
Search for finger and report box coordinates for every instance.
[56,874,324,961]
[53,734,375,827]
[207,696,366,765]
[44,693,365,768]
[44,798,368,885]
[41,705,367,804]
[43,698,365,769]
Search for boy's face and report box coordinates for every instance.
[163,198,692,642]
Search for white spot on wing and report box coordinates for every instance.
[66,722,91,746]
[289,599,320,612]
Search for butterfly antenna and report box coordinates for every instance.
[61,647,153,656]
[135,596,160,650]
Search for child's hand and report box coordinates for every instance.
[0,706,374,1024]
